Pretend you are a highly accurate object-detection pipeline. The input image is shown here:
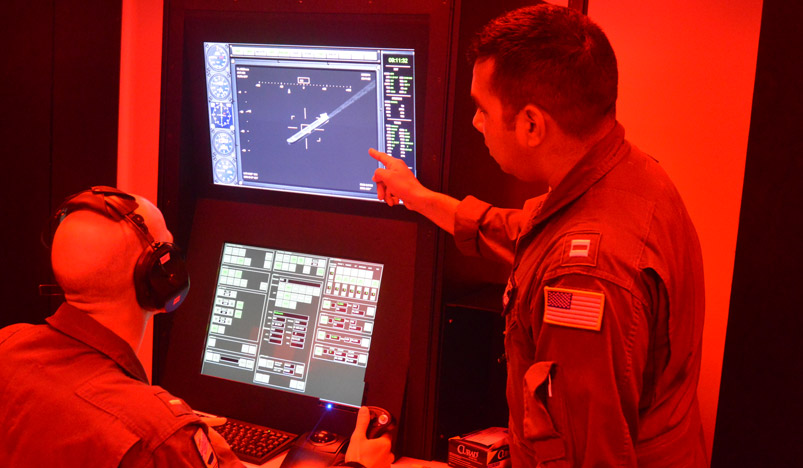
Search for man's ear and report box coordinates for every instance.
[517,104,546,147]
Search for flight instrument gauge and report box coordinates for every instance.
[208,74,231,101]
[214,158,237,184]
[210,102,233,128]
[212,131,235,156]
[206,44,229,71]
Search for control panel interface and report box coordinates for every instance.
[201,243,384,407]
[203,42,416,201]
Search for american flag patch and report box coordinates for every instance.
[544,287,605,331]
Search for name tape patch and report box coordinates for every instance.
[193,427,219,468]
[544,286,605,331]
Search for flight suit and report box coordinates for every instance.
[454,123,707,467]
[0,303,242,467]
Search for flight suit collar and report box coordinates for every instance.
[46,303,150,383]
[521,122,628,238]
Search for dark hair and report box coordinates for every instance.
[468,4,618,137]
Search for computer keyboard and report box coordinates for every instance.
[212,417,297,464]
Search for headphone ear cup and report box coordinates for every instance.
[134,243,190,312]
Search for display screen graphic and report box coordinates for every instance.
[204,43,416,201]
[201,243,384,407]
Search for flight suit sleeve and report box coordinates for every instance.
[454,196,528,265]
[145,423,246,468]
[519,272,651,467]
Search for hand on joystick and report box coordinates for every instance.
[345,406,394,468]
[365,406,396,439]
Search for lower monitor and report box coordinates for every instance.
[201,242,384,408]
[157,199,415,437]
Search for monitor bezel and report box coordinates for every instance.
[174,11,430,223]
[157,198,415,436]
[156,4,451,457]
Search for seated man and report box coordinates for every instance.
[0,187,392,468]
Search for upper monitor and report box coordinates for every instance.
[203,42,416,201]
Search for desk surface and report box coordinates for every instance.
[246,453,448,468]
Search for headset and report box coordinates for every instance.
[50,186,190,312]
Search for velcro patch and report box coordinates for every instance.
[561,232,601,267]
[544,287,605,331]
[193,427,219,468]
[155,391,193,417]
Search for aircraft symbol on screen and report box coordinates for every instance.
[286,80,377,145]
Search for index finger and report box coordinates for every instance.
[368,148,396,167]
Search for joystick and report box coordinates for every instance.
[365,406,396,439]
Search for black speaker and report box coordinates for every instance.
[52,186,190,312]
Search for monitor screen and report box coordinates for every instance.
[200,242,384,408]
[203,42,416,201]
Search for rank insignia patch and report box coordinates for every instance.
[561,231,601,267]
[544,287,605,331]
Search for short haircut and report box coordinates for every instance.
[468,4,618,137]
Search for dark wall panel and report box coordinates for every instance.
[442,0,545,295]
[51,0,122,198]
[435,304,508,459]
[712,1,803,466]
[0,0,121,328]
[1,1,55,327]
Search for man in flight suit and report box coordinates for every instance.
[0,187,392,468]
[370,4,706,467]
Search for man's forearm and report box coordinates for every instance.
[405,187,460,235]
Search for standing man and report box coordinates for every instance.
[371,4,706,467]
[0,186,392,468]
